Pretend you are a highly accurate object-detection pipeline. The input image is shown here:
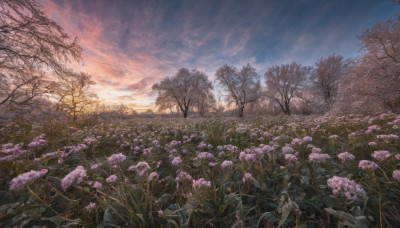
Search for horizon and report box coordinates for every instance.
[39,0,398,111]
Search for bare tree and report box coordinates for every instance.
[310,54,350,102]
[215,63,262,118]
[265,62,312,115]
[0,0,82,110]
[152,68,213,118]
[53,70,98,121]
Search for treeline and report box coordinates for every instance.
[153,3,400,118]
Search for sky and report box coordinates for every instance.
[39,0,398,111]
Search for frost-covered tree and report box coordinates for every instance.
[215,63,262,118]
[0,0,82,110]
[311,54,350,102]
[152,68,213,118]
[265,62,311,115]
[335,6,400,114]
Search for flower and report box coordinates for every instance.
[311,147,321,153]
[148,172,159,181]
[284,154,298,164]
[172,156,182,166]
[9,169,48,191]
[86,202,96,212]
[106,175,118,183]
[197,152,214,159]
[107,153,126,165]
[128,161,151,176]
[358,160,379,170]
[192,178,211,189]
[338,152,355,163]
[303,136,312,143]
[93,181,102,189]
[327,176,366,201]
[308,153,330,164]
[61,166,87,191]
[242,173,253,183]
[393,170,400,181]
[221,160,233,168]
[282,146,294,154]
[371,150,391,161]
[175,170,192,183]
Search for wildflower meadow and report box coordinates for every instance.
[1,113,399,227]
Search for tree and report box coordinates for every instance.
[265,62,311,115]
[152,68,213,118]
[0,0,82,110]
[195,90,216,117]
[53,70,98,121]
[334,7,400,114]
[310,54,350,102]
[215,63,262,118]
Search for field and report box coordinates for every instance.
[1,113,400,227]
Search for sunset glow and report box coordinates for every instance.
[38,0,396,111]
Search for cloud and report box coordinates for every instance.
[38,0,397,110]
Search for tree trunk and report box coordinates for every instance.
[284,101,291,115]
[183,109,188,118]
[238,105,244,118]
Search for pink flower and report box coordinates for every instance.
[358,160,379,170]
[337,152,355,163]
[175,170,192,182]
[327,176,366,201]
[282,146,294,154]
[148,172,159,181]
[61,166,87,191]
[242,173,253,183]
[308,153,330,164]
[93,181,102,189]
[106,175,118,183]
[221,160,233,168]
[393,170,400,181]
[9,169,48,191]
[192,178,211,189]
[128,161,151,176]
[371,150,391,161]
[197,152,214,159]
[107,153,126,165]
[284,154,298,164]
[303,136,312,143]
[86,202,96,212]
[172,156,182,166]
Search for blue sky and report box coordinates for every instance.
[41,0,398,110]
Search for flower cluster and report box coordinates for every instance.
[107,153,126,165]
[371,150,391,161]
[358,160,379,170]
[308,153,330,164]
[172,156,182,165]
[128,161,151,176]
[192,178,211,189]
[148,172,159,181]
[106,175,118,183]
[61,166,87,191]
[242,173,253,183]
[327,176,366,201]
[9,169,48,191]
[337,152,355,163]
[221,160,233,168]
[175,170,192,182]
